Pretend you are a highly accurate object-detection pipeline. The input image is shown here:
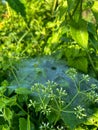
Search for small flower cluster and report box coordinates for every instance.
[82,74,90,82]
[29,81,67,116]
[66,68,77,79]
[39,122,65,130]
[74,105,87,119]
[39,122,54,130]
[91,84,97,90]
[56,87,67,97]
[87,90,98,103]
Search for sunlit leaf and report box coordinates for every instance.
[3,107,13,121]
[70,19,88,49]
[92,1,98,23]
[92,1,98,12]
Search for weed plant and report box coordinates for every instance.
[0,68,98,130]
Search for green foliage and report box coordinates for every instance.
[6,0,26,20]
[70,19,88,49]
[5,56,98,129]
[0,0,98,129]
[2,0,98,76]
[64,44,88,72]
[92,1,98,23]
[0,63,98,129]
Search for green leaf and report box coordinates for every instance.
[0,98,8,110]
[15,87,32,95]
[6,0,27,22]
[85,108,98,127]
[27,115,30,130]
[19,117,35,130]
[92,1,98,23]
[0,86,7,96]
[67,57,88,73]
[3,107,13,121]
[6,96,17,106]
[88,22,97,36]
[19,118,27,130]
[0,125,10,130]
[70,19,88,49]
[61,112,84,130]
[47,110,61,124]
[67,0,77,12]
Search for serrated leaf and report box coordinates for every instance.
[7,96,17,106]
[70,20,88,49]
[3,107,13,121]
[0,86,7,96]
[0,98,8,110]
[68,57,88,73]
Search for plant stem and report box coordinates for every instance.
[10,67,20,86]
[16,103,28,115]
[63,92,79,109]
[52,0,57,14]
[17,30,29,44]
[86,50,98,77]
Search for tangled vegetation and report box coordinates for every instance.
[0,0,98,129]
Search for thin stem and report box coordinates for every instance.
[16,103,28,115]
[73,79,79,92]
[54,97,61,110]
[62,110,74,114]
[10,67,20,86]
[49,106,59,112]
[6,2,11,17]
[78,78,86,91]
[86,50,97,77]
[27,114,30,130]
[52,0,57,14]
[17,30,29,44]
[63,92,79,109]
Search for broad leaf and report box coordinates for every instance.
[67,0,78,13]
[9,56,98,129]
[6,0,27,22]
[61,112,85,130]
[3,107,13,121]
[19,117,34,130]
[19,118,27,130]
[70,19,88,49]
[84,108,98,127]
[92,1,98,23]
[67,57,88,73]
